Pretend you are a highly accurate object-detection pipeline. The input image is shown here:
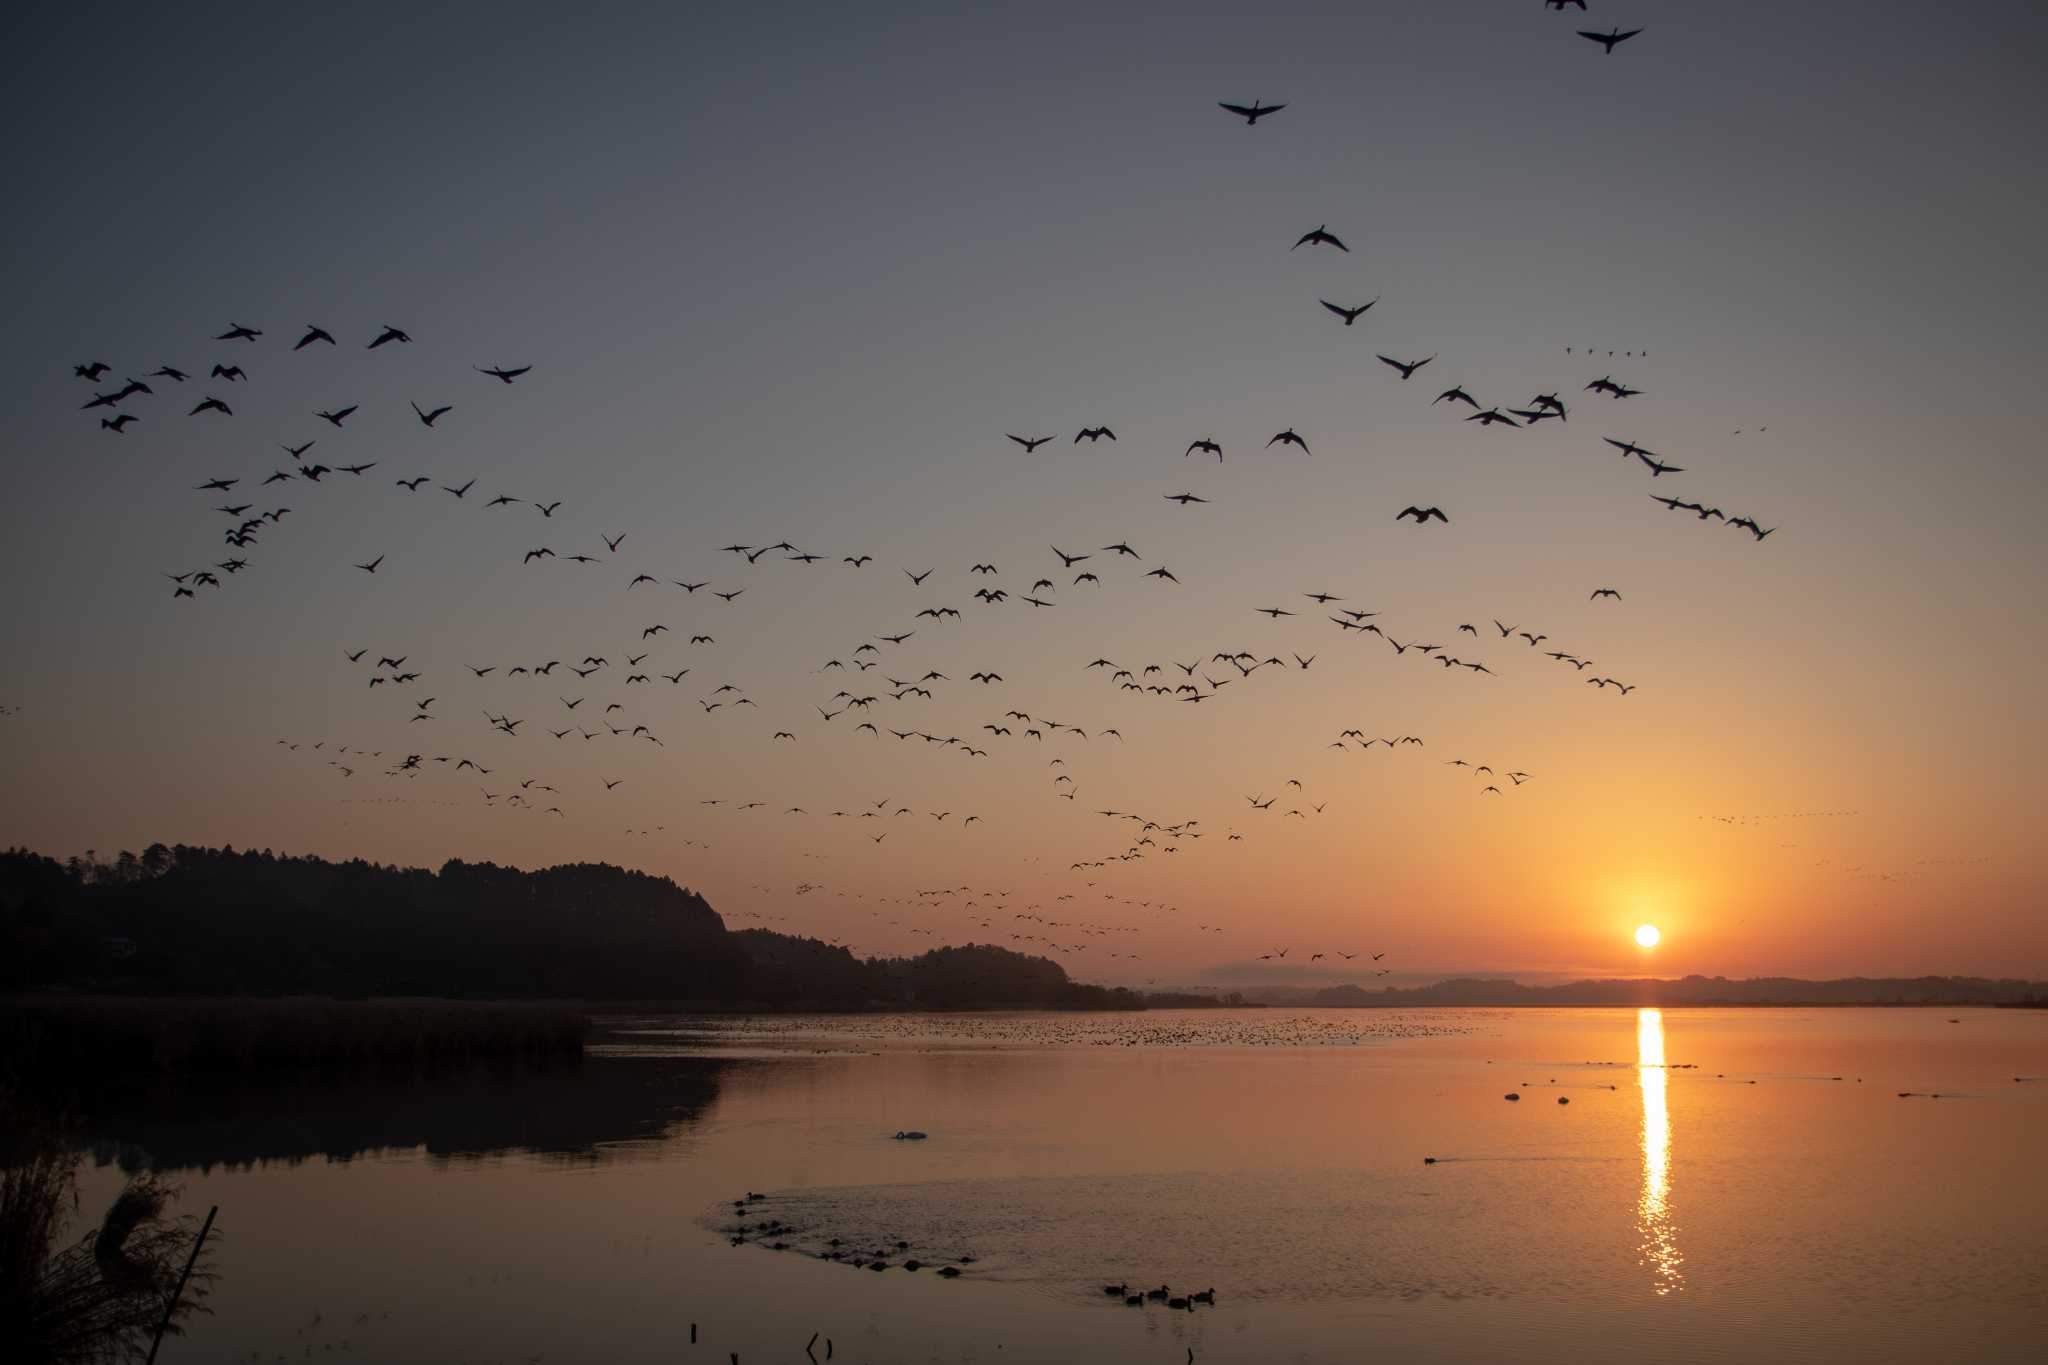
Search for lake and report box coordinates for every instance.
[76,1007,2046,1364]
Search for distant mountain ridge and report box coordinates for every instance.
[1247,975,2048,1008]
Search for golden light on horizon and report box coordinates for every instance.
[1635,924,1662,949]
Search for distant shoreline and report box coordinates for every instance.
[11,990,2043,1020]
[1219,974,2048,1010]
[8,989,2040,1081]
[11,849,2041,1018]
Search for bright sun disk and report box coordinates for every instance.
[1635,924,1662,949]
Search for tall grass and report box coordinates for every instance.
[2,997,589,1079]
[0,1107,213,1363]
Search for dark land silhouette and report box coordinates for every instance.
[6,847,2035,1033]
[0,845,1157,1012]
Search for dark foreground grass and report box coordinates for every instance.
[1,996,589,1079]
[0,1107,214,1364]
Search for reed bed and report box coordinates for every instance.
[0,1105,214,1363]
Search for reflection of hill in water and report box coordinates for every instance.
[76,1056,736,1174]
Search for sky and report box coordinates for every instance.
[2,1,2044,986]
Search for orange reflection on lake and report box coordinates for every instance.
[1637,1007,1684,1294]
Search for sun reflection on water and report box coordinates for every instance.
[1637,1008,1685,1294]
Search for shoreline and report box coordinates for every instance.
[6,992,2038,1082]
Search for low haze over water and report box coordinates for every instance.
[82,1008,2045,1364]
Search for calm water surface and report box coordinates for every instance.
[79,1008,2047,1364]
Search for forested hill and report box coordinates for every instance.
[0,845,1141,1009]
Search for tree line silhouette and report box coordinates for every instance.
[0,845,1147,1011]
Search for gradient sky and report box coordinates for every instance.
[3,1,2044,986]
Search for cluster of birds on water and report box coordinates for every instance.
[725,1191,975,1280]
[62,54,1789,978]
[725,1186,1228,1313]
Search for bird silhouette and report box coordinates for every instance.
[1219,99,1286,124]
[1579,26,1643,54]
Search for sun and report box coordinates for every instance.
[1634,924,1662,949]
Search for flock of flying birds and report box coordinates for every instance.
[63,38,1784,980]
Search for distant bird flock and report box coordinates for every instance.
[65,14,1784,975]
